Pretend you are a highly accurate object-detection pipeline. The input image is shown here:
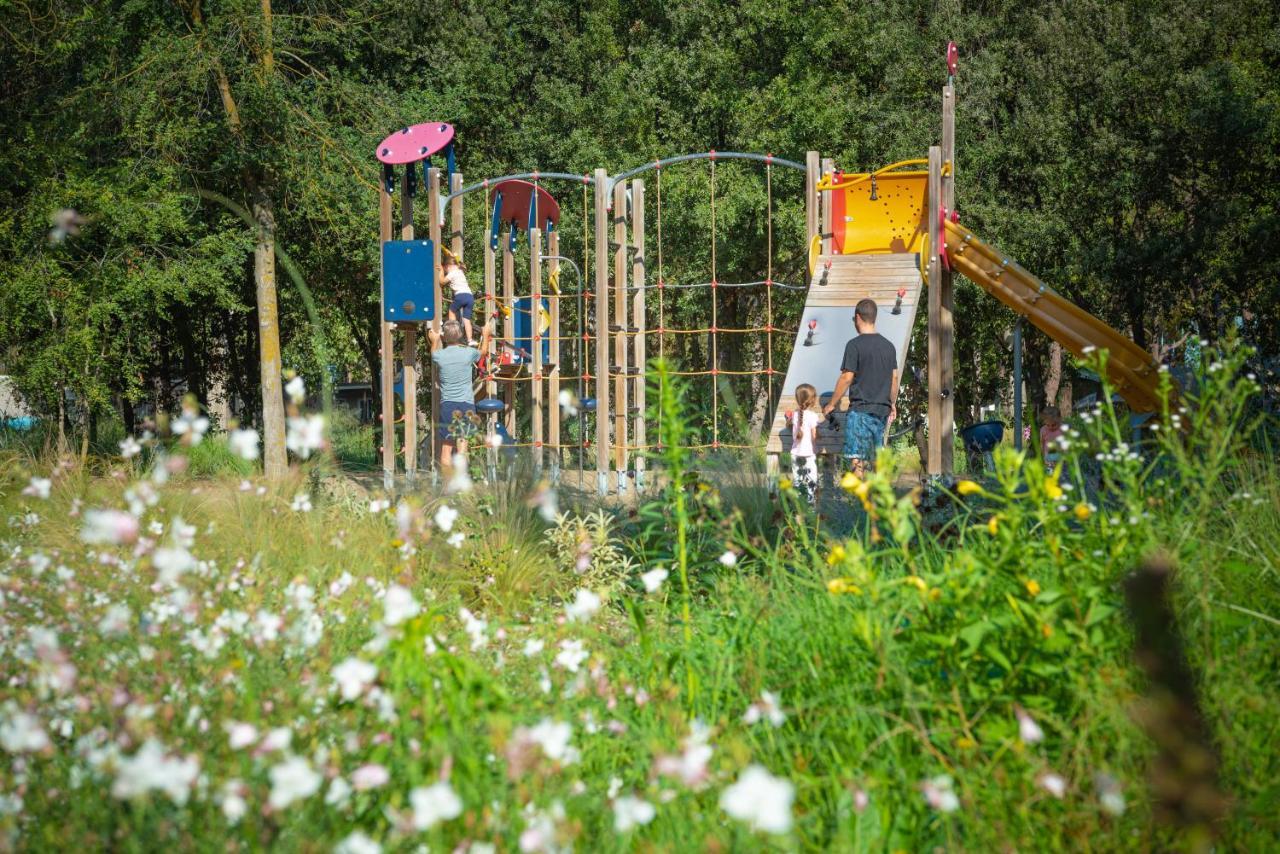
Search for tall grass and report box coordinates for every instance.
[0,347,1275,849]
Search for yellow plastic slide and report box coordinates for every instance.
[944,220,1167,413]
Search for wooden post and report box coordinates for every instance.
[450,172,464,264]
[502,234,515,436]
[378,180,395,490]
[484,199,497,403]
[530,227,544,473]
[940,82,957,476]
[427,167,443,479]
[820,156,834,255]
[547,229,561,480]
[401,170,418,483]
[593,169,610,496]
[805,150,819,261]
[927,145,950,476]
[630,179,646,493]
[612,180,628,495]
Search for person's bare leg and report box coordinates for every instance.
[463,317,474,344]
[439,439,454,472]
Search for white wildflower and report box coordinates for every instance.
[720,765,794,834]
[21,477,51,499]
[564,589,601,622]
[383,585,420,626]
[0,707,50,753]
[718,550,738,567]
[409,781,463,830]
[81,509,140,545]
[119,436,142,458]
[332,658,377,701]
[554,639,588,673]
[1038,772,1067,798]
[286,414,326,459]
[229,428,260,460]
[351,763,389,791]
[226,722,258,750]
[1016,707,1044,744]
[268,755,322,809]
[285,375,306,404]
[921,774,960,813]
[613,795,656,832]
[640,567,668,593]
[743,691,786,728]
[111,739,199,805]
[334,832,381,854]
[434,504,459,532]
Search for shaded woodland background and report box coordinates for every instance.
[2,0,1277,449]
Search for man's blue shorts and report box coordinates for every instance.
[450,291,474,321]
[843,410,887,463]
[438,401,477,441]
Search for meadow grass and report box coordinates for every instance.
[0,352,1277,851]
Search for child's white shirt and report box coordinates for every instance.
[444,267,470,294]
[791,409,819,457]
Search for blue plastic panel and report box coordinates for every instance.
[513,296,551,363]
[382,240,435,323]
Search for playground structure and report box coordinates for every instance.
[374,43,1167,495]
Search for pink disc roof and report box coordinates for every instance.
[375,122,455,165]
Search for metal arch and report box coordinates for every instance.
[608,152,805,190]
[440,153,807,205]
[444,172,593,206]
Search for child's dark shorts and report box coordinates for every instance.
[450,292,475,320]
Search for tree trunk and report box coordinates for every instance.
[254,192,287,480]
[1044,341,1063,409]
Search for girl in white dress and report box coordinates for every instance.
[789,384,820,505]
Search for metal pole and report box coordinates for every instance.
[1013,318,1023,451]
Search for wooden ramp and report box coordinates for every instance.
[767,254,922,456]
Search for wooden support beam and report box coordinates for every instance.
[927,146,950,476]
[378,181,395,489]
[401,169,418,482]
[630,180,646,493]
[547,229,561,479]
[940,83,957,476]
[450,172,464,264]
[821,156,834,255]
[805,150,819,266]
[530,227,544,474]
[593,169,610,496]
[502,235,515,436]
[427,167,444,478]
[612,180,628,494]
[484,200,497,403]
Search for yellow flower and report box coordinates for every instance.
[1044,465,1064,500]
[928,587,942,602]
[986,515,1000,535]
[1041,623,1053,638]
[827,577,861,595]
[1073,502,1091,521]
[778,476,793,491]
[1025,579,1042,597]
[827,544,847,566]
[840,472,862,494]
[905,575,928,592]
[955,736,977,750]
[956,480,982,496]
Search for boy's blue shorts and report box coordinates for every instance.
[843,410,887,463]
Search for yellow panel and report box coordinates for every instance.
[832,172,928,256]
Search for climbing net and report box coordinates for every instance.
[449,153,807,463]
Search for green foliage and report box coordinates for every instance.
[544,508,634,592]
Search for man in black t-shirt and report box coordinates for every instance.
[822,298,899,476]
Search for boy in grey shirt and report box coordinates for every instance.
[428,319,493,472]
